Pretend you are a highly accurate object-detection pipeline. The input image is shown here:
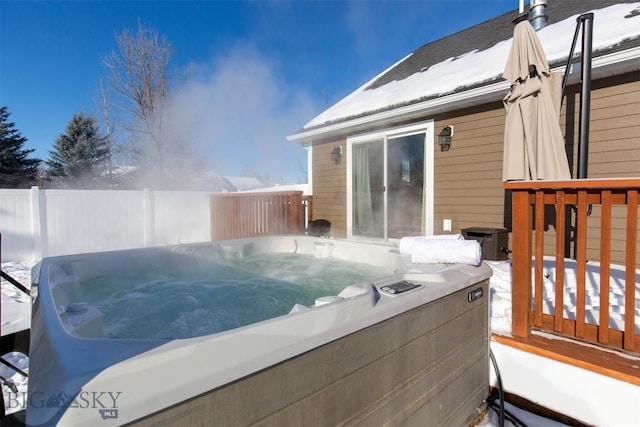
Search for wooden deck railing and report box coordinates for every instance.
[209,191,311,240]
[505,178,640,354]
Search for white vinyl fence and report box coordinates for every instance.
[0,187,213,263]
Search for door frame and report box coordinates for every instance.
[346,120,435,240]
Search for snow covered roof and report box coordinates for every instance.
[221,176,266,192]
[241,183,310,195]
[289,0,640,142]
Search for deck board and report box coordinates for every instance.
[492,333,640,386]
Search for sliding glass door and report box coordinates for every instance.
[349,122,431,240]
[352,140,384,237]
[386,133,425,239]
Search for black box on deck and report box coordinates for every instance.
[462,227,509,261]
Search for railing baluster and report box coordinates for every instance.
[250,198,257,237]
[262,198,268,235]
[575,190,588,339]
[261,198,267,235]
[242,199,247,237]
[282,196,289,234]
[534,190,545,327]
[252,199,258,236]
[211,198,217,240]
[267,199,274,235]
[599,190,612,345]
[624,189,638,351]
[291,193,301,234]
[555,191,566,333]
[274,197,282,234]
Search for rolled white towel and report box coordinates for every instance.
[398,234,464,255]
[410,239,482,266]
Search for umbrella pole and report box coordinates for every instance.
[560,13,594,179]
[577,13,593,180]
[560,20,582,98]
[558,13,594,259]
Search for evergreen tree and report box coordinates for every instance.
[46,113,110,188]
[0,106,41,188]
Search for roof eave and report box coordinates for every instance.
[287,80,509,143]
[287,46,640,144]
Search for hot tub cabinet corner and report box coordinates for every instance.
[131,280,489,427]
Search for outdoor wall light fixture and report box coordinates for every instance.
[331,146,342,165]
[438,125,454,152]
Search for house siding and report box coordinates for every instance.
[566,72,639,178]
[311,71,639,263]
[312,139,348,237]
[433,103,506,235]
[562,72,640,264]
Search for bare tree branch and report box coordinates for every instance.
[103,21,173,170]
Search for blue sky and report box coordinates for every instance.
[1,0,518,183]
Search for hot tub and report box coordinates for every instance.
[27,236,492,426]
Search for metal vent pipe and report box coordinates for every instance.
[529,0,548,30]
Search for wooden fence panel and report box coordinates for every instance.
[209,192,308,241]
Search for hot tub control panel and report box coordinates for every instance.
[379,280,421,295]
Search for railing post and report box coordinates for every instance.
[575,190,588,339]
[304,196,313,226]
[511,188,532,340]
[624,189,638,351]
[289,193,302,234]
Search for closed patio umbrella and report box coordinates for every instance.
[502,19,571,182]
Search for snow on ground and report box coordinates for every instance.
[488,257,640,335]
[1,262,32,337]
[2,258,639,425]
[1,261,32,418]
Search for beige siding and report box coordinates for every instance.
[561,73,640,263]
[310,71,639,263]
[433,103,506,234]
[312,139,348,237]
[562,73,640,179]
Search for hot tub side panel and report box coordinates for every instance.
[128,280,489,426]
